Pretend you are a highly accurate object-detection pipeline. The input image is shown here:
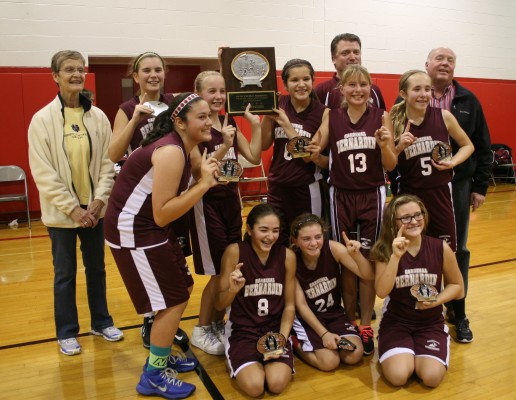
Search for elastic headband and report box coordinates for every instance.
[172,94,200,118]
[133,52,161,71]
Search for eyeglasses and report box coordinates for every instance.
[59,67,86,75]
[396,211,425,224]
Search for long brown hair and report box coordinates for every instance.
[389,70,427,142]
[370,195,429,263]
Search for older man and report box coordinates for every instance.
[425,47,492,343]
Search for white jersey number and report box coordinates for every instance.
[420,156,432,176]
[257,298,269,316]
[314,293,335,312]
[348,153,367,173]
[284,144,293,161]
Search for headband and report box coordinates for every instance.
[133,52,161,71]
[172,94,200,118]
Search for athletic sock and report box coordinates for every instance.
[147,345,170,371]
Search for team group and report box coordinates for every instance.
[27,32,492,399]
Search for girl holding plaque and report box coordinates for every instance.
[370,194,464,387]
[390,70,474,252]
[290,213,374,370]
[108,51,190,349]
[215,204,296,397]
[261,58,329,246]
[189,71,262,355]
[315,64,397,356]
[104,93,220,398]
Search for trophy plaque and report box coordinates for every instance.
[220,47,278,115]
[337,337,357,352]
[143,101,168,116]
[287,136,311,158]
[257,332,287,361]
[410,283,438,302]
[219,159,243,182]
[431,142,452,163]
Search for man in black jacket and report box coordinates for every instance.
[425,47,492,343]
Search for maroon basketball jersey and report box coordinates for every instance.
[328,107,386,190]
[198,114,239,198]
[104,130,190,248]
[397,107,453,190]
[268,95,326,186]
[119,93,173,153]
[295,241,345,317]
[384,235,444,324]
[227,241,287,328]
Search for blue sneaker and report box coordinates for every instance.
[136,368,196,399]
[167,350,198,372]
[91,326,124,342]
[143,350,198,373]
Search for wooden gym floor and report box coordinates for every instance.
[0,183,515,399]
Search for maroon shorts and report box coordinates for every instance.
[378,315,450,367]
[329,186,385,257]
[109,240,193,314]
[292,312,359,352]
[398,184,457,252]
[190,194,242,275]
[225,321,294,378]
[267,180,323,245]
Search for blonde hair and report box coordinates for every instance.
[389,70,427,141]
[194,70,224,94]
[339,64,372,108]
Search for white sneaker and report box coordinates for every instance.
[211,320,225,343]
[91,326,124,342]
[191,325,224,355]
[58,338,81,355]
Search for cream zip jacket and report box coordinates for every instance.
[28,94,114,228]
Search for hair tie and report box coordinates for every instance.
[171,94,200,119]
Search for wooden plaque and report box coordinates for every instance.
[220,47,278,115]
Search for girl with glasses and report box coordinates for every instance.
[370,194,464,387]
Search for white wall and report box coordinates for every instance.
[1,0,515,79]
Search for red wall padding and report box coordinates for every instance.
[1,67,514,217]
[0,72,95,218]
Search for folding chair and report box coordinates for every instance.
[0,165,31,228]
[237,154,268,206]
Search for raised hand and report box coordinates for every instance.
[392,224,410,258]
[397,120,415,152]
[229,263,246,293]
[221,113,236,147]
[270,107,290,127]
[243,103,261,125]
[375,115,393,148]
[132,92,154,121]
[342,231,361,254]
[199,148,221,187]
